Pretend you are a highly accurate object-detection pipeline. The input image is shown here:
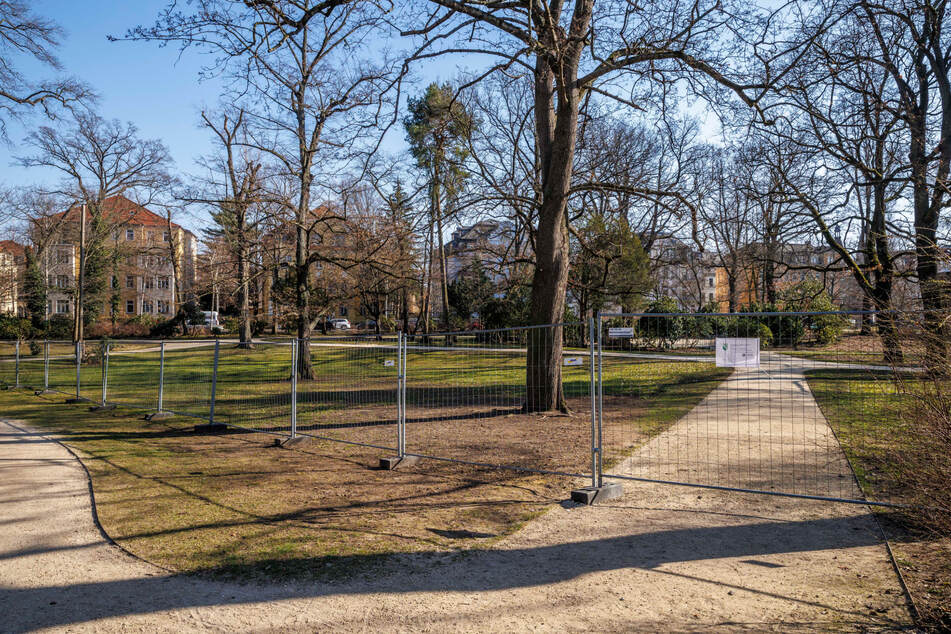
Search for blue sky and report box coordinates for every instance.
[0,1,718,234]
[0,1,224,196]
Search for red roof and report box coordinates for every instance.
[0,240,25,257]
[56,195,183,230]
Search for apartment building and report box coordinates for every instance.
[0,240,25,315]
[41,195,196,321]
[649,236,728,311]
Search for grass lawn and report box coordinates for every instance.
[780,334,924,366]
[0,344,729,582]
[807,368,951,628]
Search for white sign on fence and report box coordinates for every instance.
[563,357,583,366]
[383,359,395,367]
[715,338,761,368]
[607,327,634,338]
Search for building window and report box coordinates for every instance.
[56,300,69,314]
[56,275,68,288]
[163,231,170,242]
[126,275,135,289]
[56,249,71,264]
[126,300,135,314]
[126,229,135,241]
[340,306,348,316]
[143,277,154,290]
[142,300,153,314]
[707,277,714,288]
[158,276,170,289]
[158,300,170,314]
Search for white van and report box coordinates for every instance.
[202,311,220,327]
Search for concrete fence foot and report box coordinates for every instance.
[570,482,623,505]
[379,455,421,470]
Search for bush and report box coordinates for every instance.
[251,319,270,336]
[0,315,32,341]
[637,297,686,349]
[754,322,774,348]
[28,341,41,356]
[46,315,73,340]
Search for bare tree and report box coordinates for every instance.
[17,111,173,343]
[0,0,90,138]
[192,109,265,347]
[857,0,951,365]
[403,0,798,411]
[127,0,396,378]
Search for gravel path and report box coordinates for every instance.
[0,387,914,633]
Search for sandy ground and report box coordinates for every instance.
[607,351,870,499]
[0,410,913,633]
[0,349,918,632]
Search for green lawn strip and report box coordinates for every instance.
[805,368,911,499]
[806,368,951,628]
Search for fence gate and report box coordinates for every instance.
[594,310,906,504]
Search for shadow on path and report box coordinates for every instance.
[1,513,901,632]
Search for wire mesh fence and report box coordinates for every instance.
[0,310,929,507]
[104,341,164,410]
[402,323,595,480]
[0,341,18,387]
[597,310,920,503]
[294,334,402,451]
[46,341,76,396]
[160,341,218,420]
[213,340,294,434]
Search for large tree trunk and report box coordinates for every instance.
[238,247,253,348]
[295,214,315,379]
[524,44,582,413]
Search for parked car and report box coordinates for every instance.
[201,311,220,327]
[330,318,351,330]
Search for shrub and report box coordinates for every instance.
[637,297,686,349]
[0,315,32,341]
[46,315,73,340]
[251,319,270,337]
[28,341,41,356]
[754,322,774,348]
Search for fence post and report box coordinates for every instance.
[157,341,166,413]
[14,340,20,388]
[43,341,49,391]
[596,312,604,487]
[588,317,597,488]
[100,342,110,406]
[209,339,220,424]
[397,331,404,457]
[290,339,298,439]
[75,340,81,399]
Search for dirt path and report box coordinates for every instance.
[607,352,868,499]
[1,410,912,632]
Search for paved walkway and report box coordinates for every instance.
[0,413,913,632]
[609,352,866,499]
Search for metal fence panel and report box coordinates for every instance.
[46,341,77,396]
[211,341,294,434]
[105,341,164,411]
[159,341,218,420]
[294,334,401,452]
[402,323,594,479]
[0,341,17,386]
[597,311,913,502]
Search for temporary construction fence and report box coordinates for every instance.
[0,311,921,506]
